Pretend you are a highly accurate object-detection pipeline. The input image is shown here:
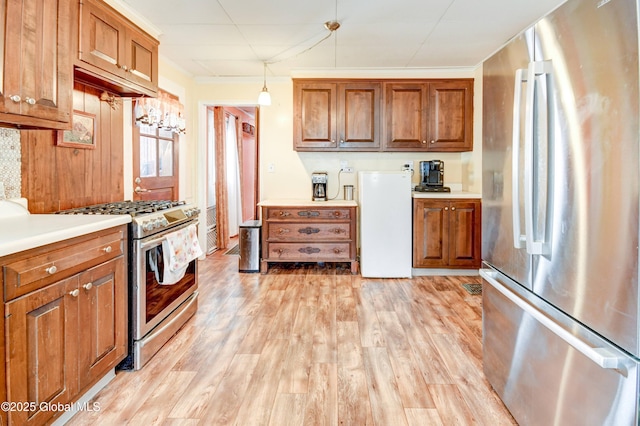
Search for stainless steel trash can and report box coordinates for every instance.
[239,220,261,272]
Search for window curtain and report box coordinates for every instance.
[225,115,242,237]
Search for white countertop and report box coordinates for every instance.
[412,191,481,199]
[258,199,358,207]
[0,214,131,257]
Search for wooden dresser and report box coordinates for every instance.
[259,200,358,273]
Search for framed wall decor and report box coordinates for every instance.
[57,110,96,149]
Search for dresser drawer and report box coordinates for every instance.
[264,207,351,221]
[3,229,124,301]
[267,222,351,241]
[266,242,351,261]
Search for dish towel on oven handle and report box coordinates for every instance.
[158,224,203,285]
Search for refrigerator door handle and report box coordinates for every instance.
[480,269,628,372]
[524,61,552,255]
[511,68,527,249]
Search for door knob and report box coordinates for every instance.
[135,186,149,193]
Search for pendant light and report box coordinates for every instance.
[258,62,271,106]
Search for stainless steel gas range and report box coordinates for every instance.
[57,200,201,370]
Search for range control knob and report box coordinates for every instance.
[160,217,169,227]
[142,220,154,231]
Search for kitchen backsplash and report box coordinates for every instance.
[0,129,20,199]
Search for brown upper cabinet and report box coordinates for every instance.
[0,0,73,129]
[293,78,473,152]
[294,80,381,151]
[383,79,474,151]
[75,0,158,97]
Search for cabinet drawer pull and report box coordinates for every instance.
[277,228,290,234]
[297,211,320,217]
[333,211,342,218]
[331,228,345,234]
[278,211,291,217]
[298,227,320,235]
[102,246,113,253]
[69,289,79,297]
[298,247,321,255]
[45,265,57,275]
[333,248,343,254]
[83,282,93,291]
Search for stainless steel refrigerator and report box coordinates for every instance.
[481,0,640,424]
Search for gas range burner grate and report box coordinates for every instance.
[56,200,186,216]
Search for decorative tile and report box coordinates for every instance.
[0,129,21,198]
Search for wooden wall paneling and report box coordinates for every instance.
[108,94,124,202]
[21,130,60,213]
[21,83,124,213]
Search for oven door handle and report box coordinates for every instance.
[140,220,199,250]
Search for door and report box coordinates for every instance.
[78,257,126,390]
[528,0,640,357]
[448,200,481,267]
[337,82,380,150]
[481,30,532,287]
[293,81,337,150]
[3,0,71,123]
[383,82,428,150]
[132,121,179,200]
[482,270,639,426]
[427,80,473,151]
[78,0,126,80]
[413,198,448,268]
[6,275,78,425]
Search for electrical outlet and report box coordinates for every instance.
[342,167,354,173]
[402,161,414,172]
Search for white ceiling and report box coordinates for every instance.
[121,0,566,79]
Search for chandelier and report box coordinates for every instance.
[134,89,186,134]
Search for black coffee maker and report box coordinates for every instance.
[415,160,450,192]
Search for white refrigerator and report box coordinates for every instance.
[358,171,412,278]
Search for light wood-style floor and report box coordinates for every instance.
[68,249,516,425]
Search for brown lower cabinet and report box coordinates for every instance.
[413,198,481,268]
[261,204,358,273]
[1,226,127,425]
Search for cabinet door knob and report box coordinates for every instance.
[24,97,36,105]
[102,246,113,253]
[444,207,449,211]
[422,140,427,144]
[451,207,456,211]
[45,265,57,275]
[83,282,93,291]
[9,95,21,103]
[69,289,80,297]
[430,140,435,144]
